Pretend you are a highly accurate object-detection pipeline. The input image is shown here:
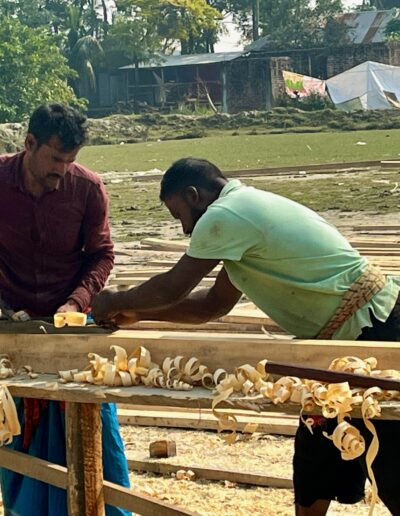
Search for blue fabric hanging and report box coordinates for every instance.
[0,399,131,515]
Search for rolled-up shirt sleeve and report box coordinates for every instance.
[68,180,114,311]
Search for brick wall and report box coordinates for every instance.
[226,57,271,112]
[326,43,393,77]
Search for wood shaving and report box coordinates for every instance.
[60,345,214,391]
[61,346,398,515]
[0,386,20,446]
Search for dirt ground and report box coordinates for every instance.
[121,425,391,515]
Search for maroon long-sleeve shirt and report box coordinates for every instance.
[0,151,114,316]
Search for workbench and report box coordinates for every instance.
[0,330,399,515]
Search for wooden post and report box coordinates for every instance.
[66,402,105,516]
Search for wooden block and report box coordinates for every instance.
[149,440,177,458]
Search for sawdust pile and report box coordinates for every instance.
[121,425,390,515]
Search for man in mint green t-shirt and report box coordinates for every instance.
[93,157,400,515]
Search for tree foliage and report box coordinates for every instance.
[225,0,347,49]
[0,17,82,122]
[109,0,222,55]
[385,15,400,40]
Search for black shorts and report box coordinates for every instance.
[357,291,400,341]
[294,419,400,514]
[293,418,366,507]
[294,292,400,510]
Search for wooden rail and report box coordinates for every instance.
[0,447,194,515]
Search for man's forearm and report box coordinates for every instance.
[133,288,234,324]
[69,249,114,311]
[114,271,198,313]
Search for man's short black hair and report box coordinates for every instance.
[160,158,226,201]
[28,103,87,151]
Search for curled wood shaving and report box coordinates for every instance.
[59,345,396,514]
[0,357,14,379]
[212,355,398,516]
[59,345,213,392]
[0,359,21,445]
[0,386,20,446]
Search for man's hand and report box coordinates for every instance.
[91,288,122,325]
[56,299,81,313]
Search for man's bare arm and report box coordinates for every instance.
[114,268,242,326]
[92,254,221,324]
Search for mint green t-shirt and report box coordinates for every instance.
[187,180,400,339]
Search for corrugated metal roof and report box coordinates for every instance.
[120,51,243,70]
[339,9,396,44]
[245,9,396,52]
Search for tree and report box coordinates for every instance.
[65,5,105,99]
[111,0,222,55]
[0,16,82,123]
[385,15,400,40]
[158,0,222,54]
[0,0,68,33]
[226,0,347,49]
[103,6,162,112]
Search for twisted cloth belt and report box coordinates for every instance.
[317,264,386,340]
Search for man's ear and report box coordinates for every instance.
[25,133,37,152]
[184,186,199,206]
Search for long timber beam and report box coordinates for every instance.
[0,330,399,373]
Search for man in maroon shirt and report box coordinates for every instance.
[0,104,114,316]
[0,103,130,516]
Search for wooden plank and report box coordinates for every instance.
[2,331,400,374]
[103,480,196,515]
[129,320,272,333]
[353,243,400,249]
[66,402,85,514]
[118,403,298,421]
[0,447,194,516]
[0,446,67,489]
[140,239,188,252]
[130,160,382,183]
[118,408,298,435]
[66,402,105,516]
[381,160,400,169]
[357,227,400,232]
[118,404,295,419]
[139,237,400,252]
[81,403,104,516]
[127,455,293,489]
[2,373,400,420]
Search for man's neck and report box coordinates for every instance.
[22,156,44,198]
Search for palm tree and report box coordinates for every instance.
[66,4,104,100]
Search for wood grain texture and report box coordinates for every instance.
[127,455,293,489]
[0,330,400,374]
[0,447,194,515]
[66,402,105,516]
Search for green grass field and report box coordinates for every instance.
[76,129,400,240]
[79,129,400,173]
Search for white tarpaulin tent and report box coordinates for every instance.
[326,61,400,110]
